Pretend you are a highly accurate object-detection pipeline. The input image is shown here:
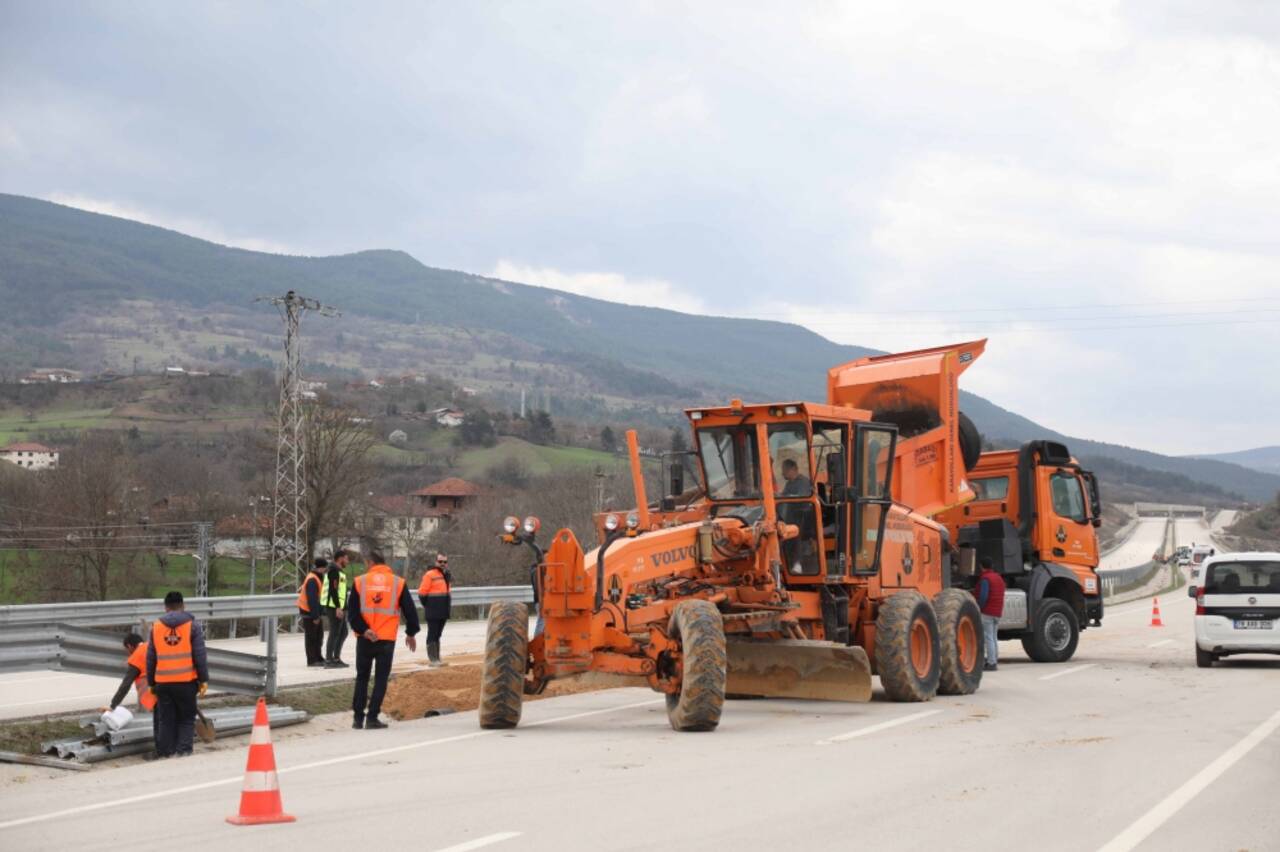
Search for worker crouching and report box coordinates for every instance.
[146,591,210,757]
[347,550,419,729]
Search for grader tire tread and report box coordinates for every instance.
[666,599,727,732]
[875,591,941,703]
[934,589,984,695]
[479,601,528,729]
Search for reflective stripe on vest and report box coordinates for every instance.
[354,567,404,641]
[297,572,322,613]
[127,642,157,710]
[151,620,197,683]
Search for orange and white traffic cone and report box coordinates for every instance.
[1149,597,1164,628]
[226,697,296,826]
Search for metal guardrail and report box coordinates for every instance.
[0,622,277,696]
[0,586,533,628]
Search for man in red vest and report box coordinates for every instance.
[976,557,1006,672]
[347,550,419,729]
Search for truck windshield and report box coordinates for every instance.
[1049,472,1087,523]
[697,426,761,500]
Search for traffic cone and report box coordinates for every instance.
[226,697,296,825]
[1149,597,1164,628]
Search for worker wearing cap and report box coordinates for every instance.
[298,557,327,667]
[347,550,419,729]
[146,591,210,757]
[102,631,157,715]
[417,553,452,668]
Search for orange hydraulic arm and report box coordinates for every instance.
[827,339,986,517]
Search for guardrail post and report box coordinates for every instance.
[265,616,278,696]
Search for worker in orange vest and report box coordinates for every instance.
[101,631,157,715]
[145,591,209,757]
[298,557,328,667]
[417,553,453,668]
[346,550,419,729]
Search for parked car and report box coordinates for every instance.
[1191,552,1280,668]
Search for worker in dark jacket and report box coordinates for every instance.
[417,553,452,668]
[975,557,1006,672]
[146,591,210,757]
[324,549,352,668]
[347,550,419,729]
[298,557,327,667]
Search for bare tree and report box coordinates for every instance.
[303,403,377,559]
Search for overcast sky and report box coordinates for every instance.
[2,1,1277,456]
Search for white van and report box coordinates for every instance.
[1191,552,1280,668]
[1187,544,1216,587]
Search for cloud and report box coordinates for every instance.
[490,260,707,314]
[45,194,303,255]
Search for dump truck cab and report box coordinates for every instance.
[936,441,1104,662]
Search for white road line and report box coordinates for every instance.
[433,832,523,852]
[1039,664,1096,681]
[1098,707,1280,852]
[815,709,942,746]
[0,696,663,832]
[1147,639,1175,648]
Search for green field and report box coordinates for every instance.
[454,437,631,478]
[0,408,113,443]
[0,550,271,605]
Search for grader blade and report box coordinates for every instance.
[725,639,872,702]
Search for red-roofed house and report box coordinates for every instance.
[410,477,482,511]
[0,442,58,470]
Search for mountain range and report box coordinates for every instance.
[2,192,1277,502]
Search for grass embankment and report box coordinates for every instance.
[0,552,265,605]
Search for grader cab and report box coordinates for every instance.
[480,343,992,732]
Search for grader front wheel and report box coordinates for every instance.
[479,601,528,729]
[875,591,941,702]
[665,599,727,732]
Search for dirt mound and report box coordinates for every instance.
[382,664,632,720]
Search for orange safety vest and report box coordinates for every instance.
[150,620,197,683]
[127,642,157,710]
[417,567,450,598]
[296,572,323,613]
[354,565,405,641]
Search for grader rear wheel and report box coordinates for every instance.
[875,591,941,702]
[479,601,528,729]
[933,589,984,695]
[665,599,727,732]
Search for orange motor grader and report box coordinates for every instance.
[479,341,989,732]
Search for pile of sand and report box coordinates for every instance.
[382,664,632,720]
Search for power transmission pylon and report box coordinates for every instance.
[256,290,339,593]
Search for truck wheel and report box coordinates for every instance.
[876,591,941,701]
[1021,598,1079,663]
[666,599,727,732]
[1195,646,1216,668]
[933,589,984,695]
[479,601,528,729]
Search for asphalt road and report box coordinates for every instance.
[1099,517,1167,572]
[2,583,1277,852]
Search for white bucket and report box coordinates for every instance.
[101,705,134,731]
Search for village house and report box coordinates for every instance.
[19,368,81,384]
[0,442,59,470]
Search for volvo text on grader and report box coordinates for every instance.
[479,340,1105,731]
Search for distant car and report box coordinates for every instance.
[1191,552,1280,668]
[1186,544,1217,587]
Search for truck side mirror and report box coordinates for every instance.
[669,463,684,498]
[826,451,846,493]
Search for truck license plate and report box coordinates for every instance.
[1234,620,1271,630]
